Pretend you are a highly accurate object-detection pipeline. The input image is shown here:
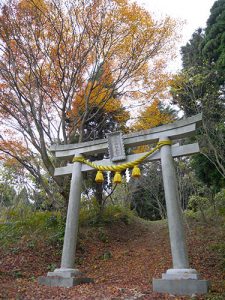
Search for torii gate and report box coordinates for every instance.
[38,114,209,296]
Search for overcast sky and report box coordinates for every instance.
[137,0,216,70]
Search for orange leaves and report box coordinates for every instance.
[18,0,47,14]
[0,139,30,160]
[0,0,180,187]
[0,128,31,164]
[67,59,130,133]
[133,99,174,131]
[9,39,17,52]
[69,76,129,129]
[0,0,179,117]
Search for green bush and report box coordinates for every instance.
[101,204,134,224]
[188,195,211,222]
[0,206,64,248]
[215,189,225,216]
[205,293,225,300]
[184,209,198,220]
[209,242,225,269]
[79,198,134,226]
[186,189,225,224]
[188,195,210,212]
[0,201,134,249]
[79,198,100,226]
[97,227,109,243]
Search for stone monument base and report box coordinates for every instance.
[153,269,210,296]
[38,268,93,288]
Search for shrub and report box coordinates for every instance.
[188,195,210,222]
[79,197,135,226]
[215,189,225,216]
[0,206,64,248]
[0,201,134,249]
[188,195,210,212]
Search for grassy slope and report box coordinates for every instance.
[0,216,224,300]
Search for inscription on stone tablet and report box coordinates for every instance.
[107,132,126,162]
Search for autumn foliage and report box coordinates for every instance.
[133,100,174,131]
[0,0,179,202]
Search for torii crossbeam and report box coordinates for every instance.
[38,113,209,296]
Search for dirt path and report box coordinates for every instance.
[0,219,224,299]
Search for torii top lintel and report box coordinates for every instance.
[50,113,202,159]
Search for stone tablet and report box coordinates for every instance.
[107,131,126,162]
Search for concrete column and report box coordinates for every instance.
[47,155,83,277]
[153,138,209,295]
[160,137,189,269]
[60,157,83,269]
[38,155,94,286]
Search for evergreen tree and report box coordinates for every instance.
[203,0,225,75]
[171,0,225,182]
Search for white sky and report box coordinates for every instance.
[137,0,216,71]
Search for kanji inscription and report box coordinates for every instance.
[107,132,126,162]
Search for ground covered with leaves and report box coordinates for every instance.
[0,217,224,300]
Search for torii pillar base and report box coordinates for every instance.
[153,269,210,296]
[38,268,93,288]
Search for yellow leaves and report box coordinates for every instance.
[116,0,152,29]
[99,0,167,60]
[18,0,47,13]
[132,144,150,154]
[133,99,174,131]
[69,62,130,130]
[1,0,178,109]
[169,73,191,98]
[0,0,179,147]
[114,0,128,5]
[131,99,174,153]
[71,82,123,120]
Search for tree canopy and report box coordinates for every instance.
[0,0,179,204]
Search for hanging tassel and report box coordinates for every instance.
[95,170,104,183]
[113,171,122,184]
[132,165,141,178]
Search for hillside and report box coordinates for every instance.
[0,217,224,300]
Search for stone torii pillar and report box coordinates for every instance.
[152,138,209,296]
[58,156,83,271]
[160,137,189,269]
[38,156,93,287]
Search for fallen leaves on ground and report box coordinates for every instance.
[0,218,224,299]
